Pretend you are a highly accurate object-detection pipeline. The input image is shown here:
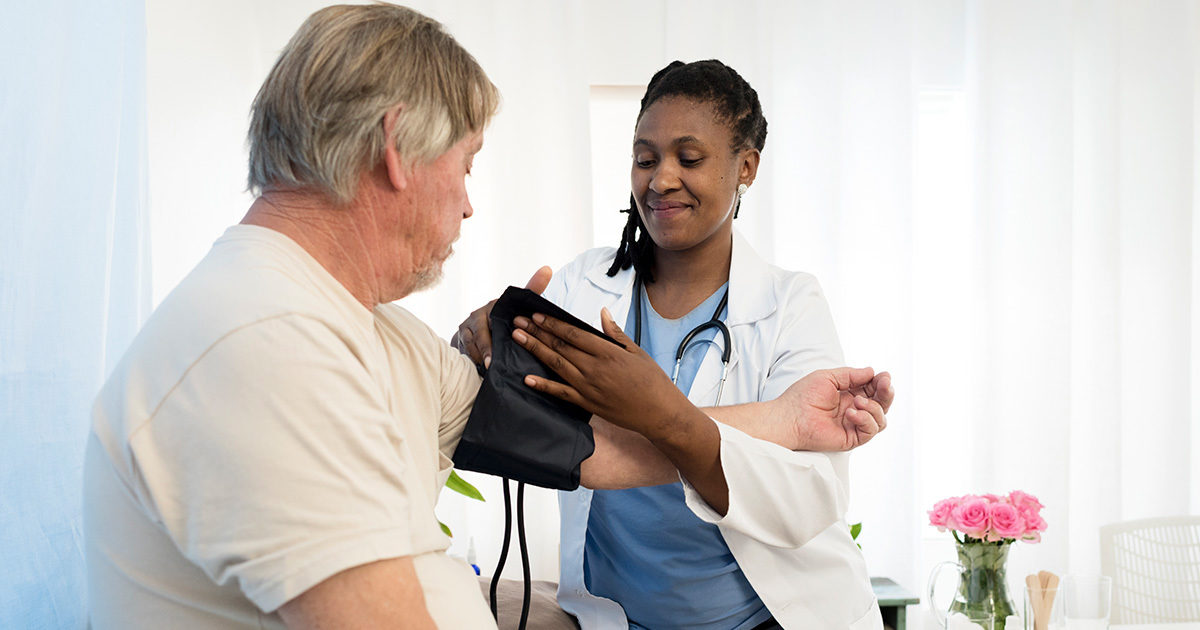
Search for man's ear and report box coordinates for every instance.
[382,104,408,191]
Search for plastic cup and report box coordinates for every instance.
[1062,576,1111,629]
[1024,584,1063,630]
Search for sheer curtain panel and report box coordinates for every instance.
[0,0,149,627]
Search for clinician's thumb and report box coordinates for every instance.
[525,266,553,295]
[600,307,632,349]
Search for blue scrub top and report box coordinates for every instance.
[584,283,772,630]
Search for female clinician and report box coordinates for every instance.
[462,60,888,629]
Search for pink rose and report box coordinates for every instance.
[928,498,959,531]
[1009,491,1046,535]
[1009,490,1043,515]
[951,497,990,539]
[982,493,1004,503]
[1022,513,1048,541]
[987,501,1025,541]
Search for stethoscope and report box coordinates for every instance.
[632,274,732,404]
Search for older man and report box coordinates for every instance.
[84,5,502,628]
[84,4,891,629]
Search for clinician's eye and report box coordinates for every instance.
[679,154,703,167]
[634,157,657,168]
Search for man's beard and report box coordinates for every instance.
[408,237,457,293]
[409,258,445,292]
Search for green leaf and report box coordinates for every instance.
[446,470,485,502]
[850,522,863,540]
[439,520,453,537]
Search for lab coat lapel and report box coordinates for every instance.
[687,230,776,406]
[582,255,636,332]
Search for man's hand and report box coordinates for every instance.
[780,367,891,451]
[452,266,552,368]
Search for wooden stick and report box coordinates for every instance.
[1042,572,1060,622]
[1026,574,1046,630]
[1038,570,1053,591]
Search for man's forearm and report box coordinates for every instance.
[580,399,791,491]
[581,416,675,489]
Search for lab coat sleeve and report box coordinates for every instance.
[680,272,851,548]
[680,422,846,548]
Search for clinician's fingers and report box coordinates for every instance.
[528,313,610,356]
[599,307,634,351]
[522,374,590,409]
[454,299,496,366]
[512,325,587,385]
[514,316,592,367]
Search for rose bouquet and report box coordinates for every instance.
[926,491,1048,629]
[928,490,1047,544]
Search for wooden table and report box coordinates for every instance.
[872,576,920,630]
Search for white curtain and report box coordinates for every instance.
[0,0,149,627]
[3,0,1191,626]
[144,0,1200,602]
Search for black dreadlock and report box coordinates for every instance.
[605,60,768,282]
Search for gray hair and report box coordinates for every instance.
[247,3,500,204]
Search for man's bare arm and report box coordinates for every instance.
[580,371,893,490]
[277,556,435,630]
[581,402,796,489]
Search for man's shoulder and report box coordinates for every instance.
[372,302,446,357]
[94,233,375,437]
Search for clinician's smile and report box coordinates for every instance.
[648,199,691,219]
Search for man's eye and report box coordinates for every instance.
[635,159,656,168]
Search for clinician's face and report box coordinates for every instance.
[631,97,753,255]
[400,131,482,292]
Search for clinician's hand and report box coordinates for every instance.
[515,307,731,514]
[452,266,552,368]
[512,307,692,439]
[778,367,890,451]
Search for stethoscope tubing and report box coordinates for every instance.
[632,275,731,405]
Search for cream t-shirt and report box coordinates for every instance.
[84,225,494,628]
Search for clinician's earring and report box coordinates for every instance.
[734,183,748,218]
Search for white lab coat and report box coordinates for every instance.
[544,231,883,630]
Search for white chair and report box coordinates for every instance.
[1100,515,1200,623]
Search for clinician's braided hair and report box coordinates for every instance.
[605,60,768,282]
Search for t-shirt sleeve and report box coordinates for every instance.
[434,330,484,465]
[127,314,421,613]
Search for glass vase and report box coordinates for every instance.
[948,540,1018,629]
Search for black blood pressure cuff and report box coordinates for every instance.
[452,286,621,490]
